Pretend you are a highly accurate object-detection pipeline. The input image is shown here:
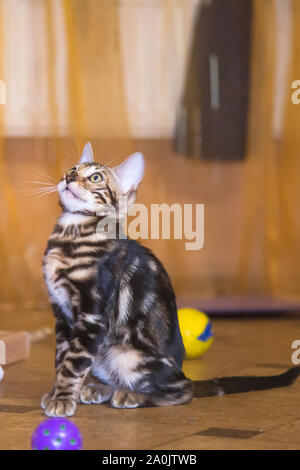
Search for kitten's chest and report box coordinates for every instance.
[43,245,73,314]
[43,246,70,286]
[43,240,97,316]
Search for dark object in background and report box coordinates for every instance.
[175,0,252,161]
[176,296,300,317]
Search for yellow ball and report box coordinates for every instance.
[178,308,214,359]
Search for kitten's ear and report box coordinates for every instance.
[112,152,145,194]
[79,142,94,164]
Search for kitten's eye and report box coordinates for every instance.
[89,173,103,183]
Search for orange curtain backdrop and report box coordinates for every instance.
[0,0,133,311]
[276,0,300,298]
[239,0,300,300]
[0,0,40,308]
[1,0,300,312]
[239,0,278,295]
[61,0,130,141]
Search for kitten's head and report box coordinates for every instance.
[57,142,145,215]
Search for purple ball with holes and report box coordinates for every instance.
[31,418,82,450]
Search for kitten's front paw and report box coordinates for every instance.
[44,398,77,417]
[79,383,113,404]
[41,391,54,410]
[111,390,146,409]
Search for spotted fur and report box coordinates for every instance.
[41,143,300,417]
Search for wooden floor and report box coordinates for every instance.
[1,310,300,450]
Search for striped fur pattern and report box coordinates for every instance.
[41,143,300,417]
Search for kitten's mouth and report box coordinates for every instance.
[63,186,85,202]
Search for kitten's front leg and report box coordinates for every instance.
[41,308,73,410]
[44,314,105,417]
[44,341,92,417]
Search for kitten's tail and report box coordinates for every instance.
[193,366,300,398]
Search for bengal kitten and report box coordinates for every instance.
[41,143,300,417]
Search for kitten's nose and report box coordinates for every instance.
[66,173,77,184]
